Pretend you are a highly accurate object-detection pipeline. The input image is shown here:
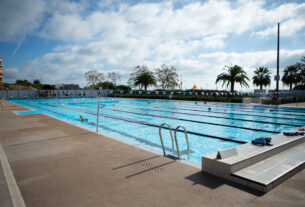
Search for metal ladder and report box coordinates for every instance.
[159,123,175,156]
[159,123,190,160]
[174,125,190,160]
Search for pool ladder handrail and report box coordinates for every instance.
[159,123,190,160]
[159,123,175,156]
[174,125,190,160]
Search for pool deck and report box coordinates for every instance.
[0,100,305,207]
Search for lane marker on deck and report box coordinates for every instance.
[0,142,26,207]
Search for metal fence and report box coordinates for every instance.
[0,90,99,99]
[254,89,305,98]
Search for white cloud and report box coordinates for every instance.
[202,34,227,49]
[1,0,305,91]
[3,0,305,42]
[9,47,303,91]
[0,0,45,41]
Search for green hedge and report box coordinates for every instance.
[106,94,247,103]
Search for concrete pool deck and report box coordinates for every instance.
[0,100,305,207]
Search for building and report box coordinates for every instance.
[0,57,3,84]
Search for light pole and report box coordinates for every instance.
[276,22,280,101]
[38,72,43,84]
[180,74,183,90]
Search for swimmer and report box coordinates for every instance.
[80,116,88,122]
[195,102,197,104]
[269,109,274,112]
[208,107,211,111]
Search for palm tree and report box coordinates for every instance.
[135,71,156,91]
[252,67,271,90]
[215,65,249,92]
[282,65,301,90]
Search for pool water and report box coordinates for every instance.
[8,97,305,164]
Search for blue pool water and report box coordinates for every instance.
[8,97,305,164]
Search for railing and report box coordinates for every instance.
[159,123,190,160]
[159,123,174,156]
[174,125,190,160]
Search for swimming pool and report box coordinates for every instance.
[8,97,305,164]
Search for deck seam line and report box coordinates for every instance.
[0,142,26,207]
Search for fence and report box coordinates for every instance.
[254,89,305,98]
[0,90,99,99]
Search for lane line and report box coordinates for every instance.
[0,142,26,207]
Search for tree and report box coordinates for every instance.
[96,81,115,90]
[15,80,32,86]
[33,79,42,89]
[116,85,131,91]
[155,64,178,89]
[298,56,305,86]
[85,70,105,88]
[282,65,301,90]
[128,65,151,88]
[107,72,121,86]
[252,67,271,90]
[42,84,55,90]
[215,65,249,92]
[134,71,156,91]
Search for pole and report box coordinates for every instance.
[180,74,182,90]
[276,22,280,102]
[96,95,100,132]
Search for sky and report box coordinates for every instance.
[0,0,305,91]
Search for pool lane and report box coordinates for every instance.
[124,102,305,121]
[9,98,305,145]
[119,101,305,123]
[9,97,305,163]
[61,103,276,142]
[179,103,305,117]
[106,105,303,128]
[19,100,246,144]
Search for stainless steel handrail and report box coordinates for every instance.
[159,123,174,156]
[174,125,190,160]
[96,96,100,132]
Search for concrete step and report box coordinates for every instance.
[201,127,305,192]
[232,142,305,192]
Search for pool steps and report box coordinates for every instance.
[202,127,305,192]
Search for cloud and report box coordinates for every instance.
[177,49,305,90]
[0,0,45,41]
[1,0,305,91]
[256,2,305,36]
[202,34,228,49]
[9,46,303,91]
[2,0,305,42]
